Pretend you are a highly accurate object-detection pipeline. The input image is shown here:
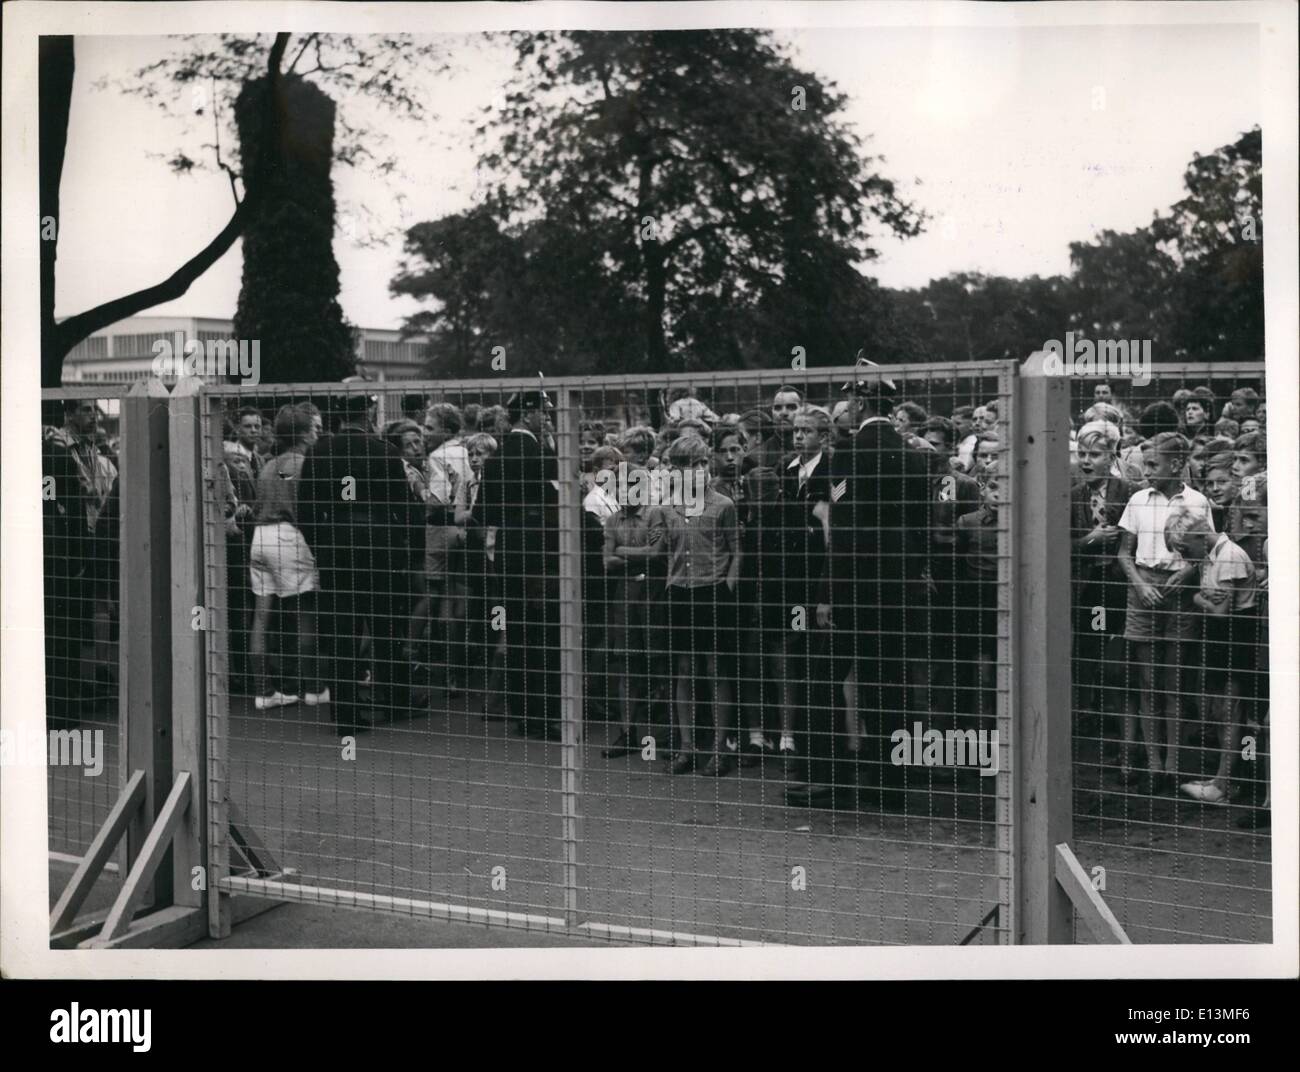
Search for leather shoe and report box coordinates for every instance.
[702,752,736,777]
[603,730,638,758]
[670,751,696,775]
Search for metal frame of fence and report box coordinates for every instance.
[43,356,1271,948]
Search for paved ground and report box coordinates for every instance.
[47,686,1270,947]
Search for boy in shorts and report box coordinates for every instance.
[1163,509,1257,805]
[1116,432,1214,794]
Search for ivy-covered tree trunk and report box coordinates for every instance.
[234,74,355,383]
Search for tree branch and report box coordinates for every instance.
[286,32,315,75]
[210,75,241,205]
[53,205,249,352]
[51,32,290,366]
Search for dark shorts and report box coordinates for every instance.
[667,582,735,658]
[1204,612,1261,685]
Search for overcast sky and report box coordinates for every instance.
[55,23,1259,331]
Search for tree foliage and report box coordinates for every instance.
[398,29,924,376]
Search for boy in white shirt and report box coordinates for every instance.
[1116,432,1214,795]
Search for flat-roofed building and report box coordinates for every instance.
[60,315,429,385]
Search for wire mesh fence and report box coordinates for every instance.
[197,364,1016,945]
[45,359,1271,946]
[1066,365,1271,943]
[42,389,125,902]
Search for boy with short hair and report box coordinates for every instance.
[1200,452,1240,533]
[647,435,742,775]
[1070,421,1132,736]
[955,474,1003,723]
[770,404,834,770]
[1231,430,1266,484]
[601,468,670,757]
[1163,509,1256,805]
[1116,432,1214,794]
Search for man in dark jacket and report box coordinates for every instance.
[297,391,423,735]
[789,368,931,810]
[473,389,562,740]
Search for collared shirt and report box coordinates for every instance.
[427,438,473,505]
[1118,483,1214,569]
[955,433,978,474]
[583,482,622,526]
[788,451,824,491]
[647,488,738,589]
[1201,533,1257,613]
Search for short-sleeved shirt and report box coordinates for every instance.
[1201,533,1257,613]
[1117,483,1214,569]
[427,439,473,506]
[253,450,306,526]
[647,488,738,590]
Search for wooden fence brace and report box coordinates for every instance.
[1054,843,1131,944]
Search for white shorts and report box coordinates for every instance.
[250,523,319,599]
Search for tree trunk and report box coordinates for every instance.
[642,244,670,373]
[233,74,354,383]
[40,37,75,387]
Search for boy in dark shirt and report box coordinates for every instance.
[955,475,1003,723]
[601,469,670,757]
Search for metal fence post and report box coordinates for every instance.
[553,385,584,929]
[1013,353,1073,943]
[168,377,207,910]
[117,376,174,910]
[201,392,233,939]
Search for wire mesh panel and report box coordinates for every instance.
[42,390,125,895]
[198,366,1015,944]
[565,364,1015,945]
[1066,365,1271,943]
[200,382,571,931]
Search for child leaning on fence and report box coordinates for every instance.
[1162,507,1257,806]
